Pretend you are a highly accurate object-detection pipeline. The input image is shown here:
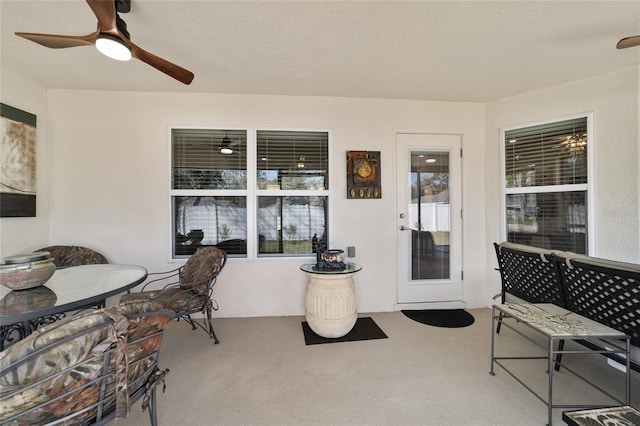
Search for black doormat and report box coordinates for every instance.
[401,309,475,328]
[302,317,388,345]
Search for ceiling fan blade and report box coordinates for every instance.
[17,0,194,84]
[86,0,118,34]
[15,31,98,49]
[617,35,640,49]
[127,41,194,85]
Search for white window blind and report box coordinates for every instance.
[172,129,247,190]
[505,117,587,188]
[257,130,328,190]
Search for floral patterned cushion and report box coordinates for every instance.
[37,245,108,268]
[0,301,170,425]
[0,309,128,424]
[179,247,224,294]
[107,301,172,417]
[121,288,207,314]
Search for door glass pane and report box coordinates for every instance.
[409,151,450,280]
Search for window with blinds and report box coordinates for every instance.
[172,129,247,190]
[170,128,329,259]
[257,130,328,190]
[503,116,589,254]
[256,130,329,256]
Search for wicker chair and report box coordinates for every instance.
[0,301,175,426]
[121,246,227,344]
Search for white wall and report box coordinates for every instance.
[44,91,486,317]
[0,67,50,259]
[5,65,638,318]
[485,66,640,303]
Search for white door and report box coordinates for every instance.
[396,133,463,304]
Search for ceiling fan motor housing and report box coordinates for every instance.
[116,0,131,14]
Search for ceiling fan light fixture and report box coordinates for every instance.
[95,34,131,61]
[220,133,234,154]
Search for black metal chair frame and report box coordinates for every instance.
[493,242,566,307]
[131,249,227,344]
[552,253,640,372]
[493,242,568,370]
[494,241,640,373]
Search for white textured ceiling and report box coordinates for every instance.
[2,0,640,102]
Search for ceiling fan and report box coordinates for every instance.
[617,35,640,49]
[14,0,194,85]
[553,133,588,156]
[219,132,242,155]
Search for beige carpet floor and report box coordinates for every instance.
[118,308,639,426]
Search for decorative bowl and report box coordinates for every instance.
[4,251,50,264]
[0,286,57,315]
[322,249,345,263]
[0,256,56,291]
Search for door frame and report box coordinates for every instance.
[395,132,465,308]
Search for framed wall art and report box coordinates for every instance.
[346,150,381,199]
[1,103,37,217]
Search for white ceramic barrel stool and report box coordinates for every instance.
[300,263,362,338]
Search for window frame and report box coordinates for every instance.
[499,113,595,254]
[168,126,332,261]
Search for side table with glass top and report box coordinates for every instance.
[300,262,362,338]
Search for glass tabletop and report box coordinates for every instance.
[0,264,148,325]
[300,262,362,274]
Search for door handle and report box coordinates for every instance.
[399,225,407,231]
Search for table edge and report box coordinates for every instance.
[300,262,362,274]
[0,265,148,325]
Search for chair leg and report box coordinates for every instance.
[554,339,565,371]
[183,315,198,331]
[148,386,158,426]
[143,368,169,426]
[205,303,220,344]
[182,313,219,343]
[496,311,504,334]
